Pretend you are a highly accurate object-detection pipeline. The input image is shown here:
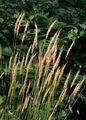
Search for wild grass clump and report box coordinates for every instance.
[0,17,85,120]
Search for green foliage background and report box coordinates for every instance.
[0,0,86,72]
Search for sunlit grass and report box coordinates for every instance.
[0,18,85,120]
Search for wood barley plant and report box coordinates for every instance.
[0,19,85,120]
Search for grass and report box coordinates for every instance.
[0,17,85,120]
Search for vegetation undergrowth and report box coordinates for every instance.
[0,19,85,120]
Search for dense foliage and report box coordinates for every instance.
[0,0,86,120]
[0,0,86,73]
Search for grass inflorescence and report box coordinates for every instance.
[0,17,85,120]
